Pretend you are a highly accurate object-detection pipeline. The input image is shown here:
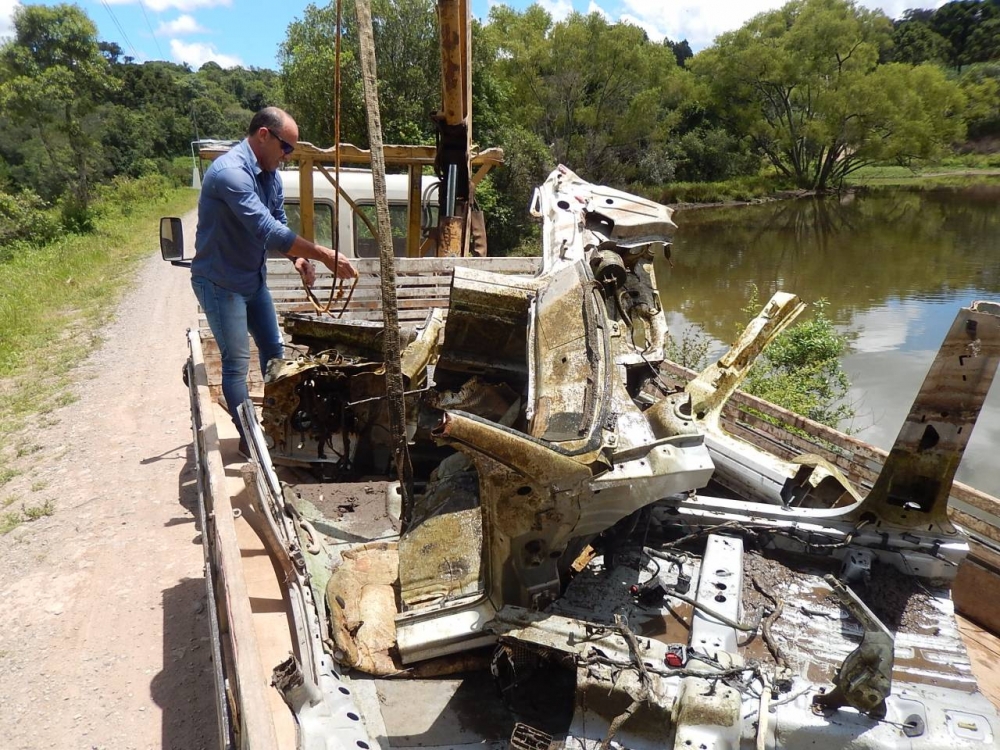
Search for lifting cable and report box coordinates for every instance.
[354,0,416,530]
[304,0,358,319]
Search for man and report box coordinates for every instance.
[191,106,357,455]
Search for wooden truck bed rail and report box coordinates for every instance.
[187,329,280,750]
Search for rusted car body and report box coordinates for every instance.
[185,166,1000,750]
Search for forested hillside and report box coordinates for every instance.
[2,0,998,256]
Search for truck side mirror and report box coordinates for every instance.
[160,217,189,266]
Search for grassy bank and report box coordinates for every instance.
[651,175,782,205]
[645,154,1000,205]
[0,182,198,446]
[845,157,1000,187]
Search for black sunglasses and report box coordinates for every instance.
[267,128,294,155]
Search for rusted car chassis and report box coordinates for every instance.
[187,167,1000,750]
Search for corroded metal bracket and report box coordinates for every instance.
[646,291,805,438]
[686,292,805,427]
[813,574,894,719]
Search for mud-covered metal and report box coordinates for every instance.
[813,574,895,718]
[246,166,1000,749]
[260,311,442,469]
[863,301,1000,531]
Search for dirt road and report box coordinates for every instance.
[0,209,218,750]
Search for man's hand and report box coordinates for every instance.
[322,247,358,280]
[294,257,316,287]
[287,236,358,281]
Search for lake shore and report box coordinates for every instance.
[665,165,1000,212]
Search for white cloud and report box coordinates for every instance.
[539,0,575,23]
[586,1,610,20]
[0,0,19,40]
[619,12,667,42]
[589,0,944,50]
[170,38,242,68]
[106,0,230,13]
[156,14,206,36]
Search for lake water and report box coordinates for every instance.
[657,185,1000,497]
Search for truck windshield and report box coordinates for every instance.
[284,202,334,248]
[355,203,409,258]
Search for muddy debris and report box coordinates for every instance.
[859,562,936,634]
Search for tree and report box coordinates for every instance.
[483,7,690,185]
[888,19,949,64]
[0,4,118,212]
[929,0,998,71]
[967,17,1000,63]
[279,0,440,147]
[691,0,966,190]
[666,38,693,67]
[960,63,1000,139]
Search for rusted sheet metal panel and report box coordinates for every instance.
[686,293,805,423]
[199,257,544,392]
[435,0,469,127]
[436,216,463,257]
[863,303,1000,526]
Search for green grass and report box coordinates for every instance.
[0,185,198,439]
[22,499,54,521]
[846,162,1000,187]
[650,175,783,205]
[15,443,41,458]
[0,511,21,534]
[0,498,54,534]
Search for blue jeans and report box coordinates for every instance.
[191,275,284,439]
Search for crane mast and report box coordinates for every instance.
[433,0,476,256]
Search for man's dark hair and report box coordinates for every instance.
[248,107,286,136]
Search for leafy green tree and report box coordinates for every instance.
[967,17,1000,63]
[672,127,759,181]
[960,63,1000,138]
[483,6,690,185]
[0,4,118,211]
[279,2,349,145]
[280,0,440,147]
[225,67,284,112]
[888,18,949,64]
[0,189,62,257]
[929,0,998,71]
[666,38,693,67]
[691,0,966,190]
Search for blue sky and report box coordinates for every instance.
[1,0,943,70]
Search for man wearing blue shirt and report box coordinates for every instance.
[192,107,357,456]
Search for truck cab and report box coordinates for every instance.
[278,168,439,258]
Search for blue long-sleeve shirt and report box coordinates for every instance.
[192,139,297,295]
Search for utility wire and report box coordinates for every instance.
[137,0,163,59]
[100,0,140,60]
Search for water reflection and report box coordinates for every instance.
[658,186,1000,496]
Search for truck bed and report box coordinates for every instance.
[188,255,1000,749]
